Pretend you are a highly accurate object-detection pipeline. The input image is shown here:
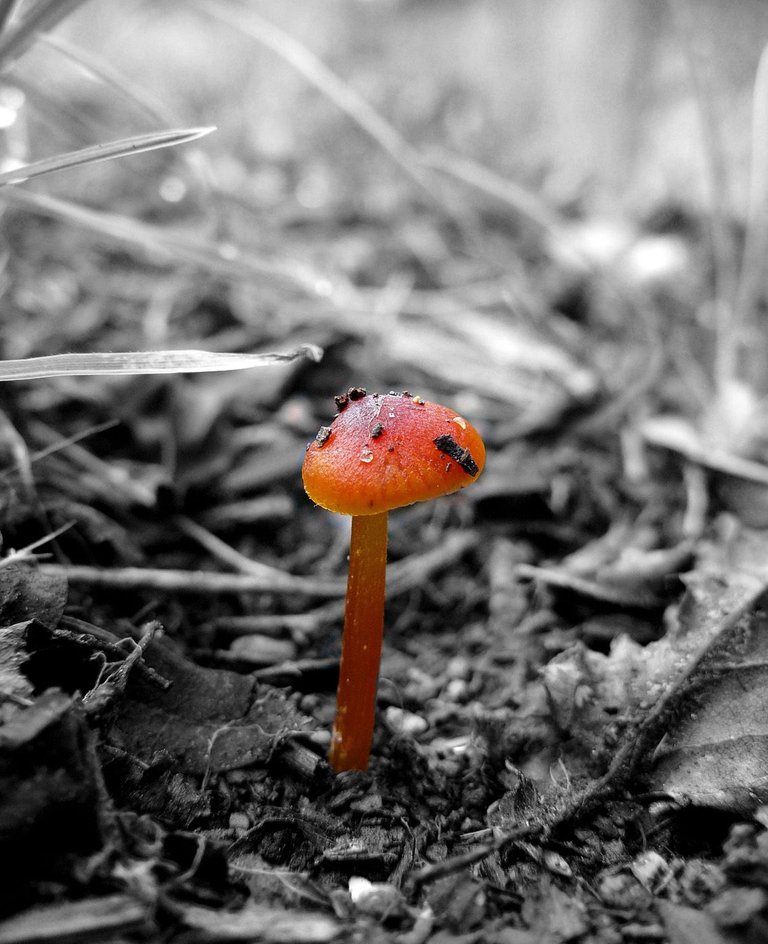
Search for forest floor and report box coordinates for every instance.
[2,10,768,937]
[3,183,768,944]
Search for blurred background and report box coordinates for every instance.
[4,0,768,527]
[40,0,768,216]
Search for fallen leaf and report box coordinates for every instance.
[109,635,308,775]
[540,519,768,810]
[0,690,106,900]
[0,622,33,711]
[0,564,67,628]
[651,608,768,810]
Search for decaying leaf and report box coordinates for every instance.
[540,519,768,810]
[108,635,309,776]
[650,606,768,810]
[0,564,67,628]
[0,690,107,899]
[0,622,33,712]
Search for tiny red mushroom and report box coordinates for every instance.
[302,388,486,773]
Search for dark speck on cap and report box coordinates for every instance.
[434,433,480,476]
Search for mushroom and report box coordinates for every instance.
[302,388,486,772]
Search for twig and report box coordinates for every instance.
[39,530,479,601]
[38,563,344,597]
[176,516,344,592]
[387,531,478,594]
[514,562,665,609]
[412,823,545,890]
[199,495,292,528]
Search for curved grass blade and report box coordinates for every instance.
[423,149,571,240]
[0,126,215,186]
[10,73,94,139]
[195,0,440,203]
[0,346,323,382]
[38,36,220,211]
[0,0,89,72]
[672,0,739,393]
[0,0,21,35]
[734,39,768,389]
[42,34,183,129]
[0,187,335,296]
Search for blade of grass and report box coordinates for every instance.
[0,0,21,34]
[39,35,220,213]
[0,0,91,72]
[41,34,183,130]
[195,0,441,204]
[672,0,739,393]
[734,39,768,390]
[8,74,95,140]
[0,187,335,296]
[0,126,215,186]
[0,345,323,381]
[423,149,566,235]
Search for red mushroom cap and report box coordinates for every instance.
[302,391,485,516]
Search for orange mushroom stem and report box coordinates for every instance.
[302,389,485,773]
[332,511,388,771]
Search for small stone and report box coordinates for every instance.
[543,850,573,877]
[446,656,471,679]
[630,850,670,892]
[445,678,469,702]
[385,706,428,736]
[229,812,250,833]
[597,872,649,910]
[348,877,405,918]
